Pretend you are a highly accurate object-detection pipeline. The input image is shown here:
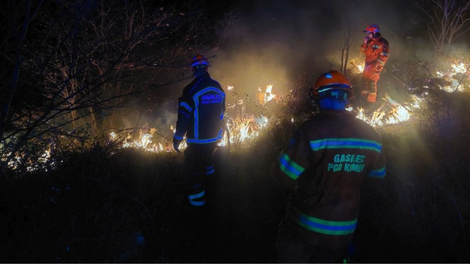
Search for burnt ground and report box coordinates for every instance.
[1,105,470,262]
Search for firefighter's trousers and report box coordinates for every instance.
[183,143,217,206]
[361,65,383,103]
[276,220,347,263]
[361,77,378,103]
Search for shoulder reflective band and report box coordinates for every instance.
[179,102,192,112]
[310,138,382,153]
[368,166,386,178]
[289,207,357,235]
[279,153,305,180]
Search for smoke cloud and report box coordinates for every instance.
[207,0,423,93]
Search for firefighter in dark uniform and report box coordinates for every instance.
[173,54,226,207]
[360,24,390,109]
[276,70,386,262]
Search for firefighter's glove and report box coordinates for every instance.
[363,36,370,44]
[173,137,182,153]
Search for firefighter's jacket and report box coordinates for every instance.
[279,110,386,247]
[360,35,390,81]
[175,73,225,144]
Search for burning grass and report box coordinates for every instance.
[4,60,468,172]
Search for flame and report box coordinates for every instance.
[109,127,177,153]
[357,65,364,73]
[452,62,466,74]
[255,115,269,128]
[349,58,364,74]
[217,116,268,147]
[254,84,277,105]
[387,105,410,124]
[434,62,469,93]
[107,82,280,153]
[12,60,460,174]
[264,84,276,104]
[352,92,421,127]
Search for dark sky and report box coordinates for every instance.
[204,0,420,35]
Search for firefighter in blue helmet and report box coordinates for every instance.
[173,54,225,207]
[276,70,386,262]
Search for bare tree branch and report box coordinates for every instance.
[416,0,470,52]
[1,0,213,172]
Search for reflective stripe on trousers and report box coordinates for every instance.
[188,181,206,206]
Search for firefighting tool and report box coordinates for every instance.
[363,24,380,33]
[310,70,354,102]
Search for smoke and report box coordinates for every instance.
[205,0,423,92]
[117,0,470,135]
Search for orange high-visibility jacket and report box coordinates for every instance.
[279,110,386,248]
[360,36,390,81]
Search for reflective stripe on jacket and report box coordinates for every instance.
[175,73,225,144]
[279,110,386,239]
